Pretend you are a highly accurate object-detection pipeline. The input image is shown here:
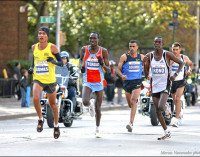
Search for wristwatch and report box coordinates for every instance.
[175,72,179,76]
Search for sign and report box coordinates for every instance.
[169,22,179,26]
[40,16,55,23]
[60,11,64,17]
[173,10,178,20]
[60,31,66,46]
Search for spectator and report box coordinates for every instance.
[105,60,116,104]
[13,62,21,100]
[20,69,29,107]
[115,73,124,105]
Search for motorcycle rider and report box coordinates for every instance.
[170,42,193,128]
[56,51,78,112]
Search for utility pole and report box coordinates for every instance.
[172,25,176,44]
[56,0,61,52]
[196,3,199,68]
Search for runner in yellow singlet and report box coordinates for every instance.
[28,26,63,139]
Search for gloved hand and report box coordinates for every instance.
[98,56,104,66]
[81,66,85,73]
[28,67,33,75]
[47,57,56,64]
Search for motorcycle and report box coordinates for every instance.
[138,80,175,126]
[184,78,197,106]
[40,66,83,128]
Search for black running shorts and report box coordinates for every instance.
[33,80,57,93]
[171,79,186,94]
[123,79,142,94]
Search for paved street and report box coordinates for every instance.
[0,103,200,156]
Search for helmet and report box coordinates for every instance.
[60,51,69,62]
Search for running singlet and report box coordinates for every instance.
[122,53,142,80]
[33,43,56,84]
[150,51,169,93]
[170,55,185,81]
[83,45,104,84]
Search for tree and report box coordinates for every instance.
[26,1,197,59]
[24,0,49,47]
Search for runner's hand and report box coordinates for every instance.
[81,66,85,73]
[28,67,33,75]
[47,57,56,64]
[98,56,104,66]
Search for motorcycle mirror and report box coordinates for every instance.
[73,66,79,72]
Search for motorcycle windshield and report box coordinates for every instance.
[55,65,69,87]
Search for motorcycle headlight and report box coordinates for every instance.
[142,98,147,103]
[187,79,192,84]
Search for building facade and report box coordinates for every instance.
[0,1,28,77]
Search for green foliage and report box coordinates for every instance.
[27,1,197,57]
[6,60,31,71]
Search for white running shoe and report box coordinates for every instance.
[95,130,101,138]
[172,118,179,128]
[89,99,95,117]
[179,112,183,125]
[126,123,133,132]
[158,131,171,140]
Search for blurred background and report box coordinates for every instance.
[0,0,199,97]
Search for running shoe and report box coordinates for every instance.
[157,131,171,140]
[89,99,95,117]
[54,127,60,139]
[37,119,44,132]
[172,118,179,128]
[179,112,183,125]
[95,130,101,138]
[126,123,133,132]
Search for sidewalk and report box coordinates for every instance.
[0,95,128,120]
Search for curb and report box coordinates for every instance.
[0,104,128,121]
[0,113,37,121]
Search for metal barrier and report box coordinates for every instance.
[0,78,16,98]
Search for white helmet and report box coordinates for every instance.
[60,51,69,62]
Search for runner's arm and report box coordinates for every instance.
[184,55,193,74]
[47,44,64,67]
[102,48,111,73]
[143,53,151,79]
[79,46,86,73]
[116,54,127,80]
[167,52,184,81]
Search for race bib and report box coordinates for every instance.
[87,58,99,70]
[36,61,49,75]
[128,61,140,72]
[152,65,165,76]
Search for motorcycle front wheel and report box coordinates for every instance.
[150,104,159,126]
[64,120,73,127]
[46,105,54,128]
[165,118,172,125]
[185,96,191,106]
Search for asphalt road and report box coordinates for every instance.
[0,104,200,156]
